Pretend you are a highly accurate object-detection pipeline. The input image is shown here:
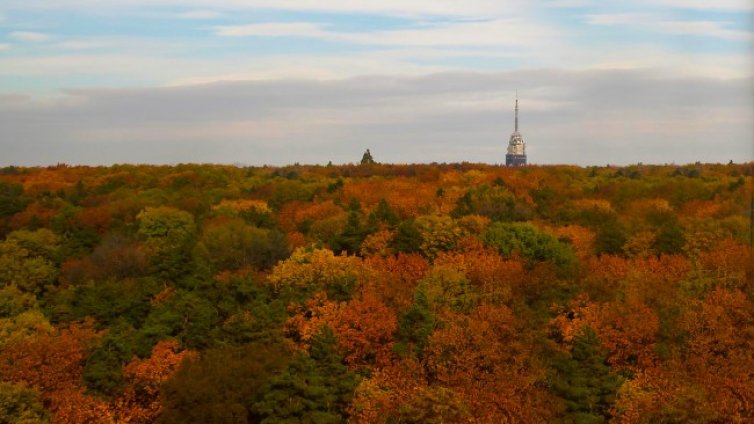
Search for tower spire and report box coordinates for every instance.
[514,90,519,132]
[505,90,526,167]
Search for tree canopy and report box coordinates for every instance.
[0,161,751,422]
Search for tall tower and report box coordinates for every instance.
[505,92,527,166]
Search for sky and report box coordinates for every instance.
[0,0,752,166]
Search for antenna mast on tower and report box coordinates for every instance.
[505,90,527,166]
[515,90,519,133]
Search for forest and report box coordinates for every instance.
[0,161,751,423]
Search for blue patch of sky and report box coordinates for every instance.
[1,3,749,75]
[0,7,452,58]
[221,10,418,32]
[9,7,422,36]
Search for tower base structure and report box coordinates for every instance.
[506,154,527,167]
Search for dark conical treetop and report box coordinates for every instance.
[550,327,624,424]
[360,149,375,165]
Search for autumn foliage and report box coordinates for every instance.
[0,162,752,422]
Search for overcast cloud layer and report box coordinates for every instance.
[0,1,752,165]
[2,69,751,166]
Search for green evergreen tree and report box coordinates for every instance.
[336,199,365,254]
[550,327,624,424]
[392,220,422,254]
[254,326,359,424]
[138,290,219,351]
[360,149,375,165]
[0,182,29,222]
[394,289,435,358]
[367,199,399,230]
[83,321,138,395]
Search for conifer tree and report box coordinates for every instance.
[254,326,359,423]
[550,327,623,424]
[360,149,375,165]
[367,199,399,230]
[336,199,365,254]
[395,289,435,357]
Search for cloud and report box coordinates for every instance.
[0,69,751,166]
[584,13,652,25]
[554,0,753,11]
[1,0,531,18]
[585,13,753,41]
[6,0,751,17]
[214,19,560,48]
[0,30,749,94]
[9,31,51,42]
[545,0,590,7]
[177,10,222,19]
[215,22,325,38]
[0,51,448,86]
[651,21,752,41]
[0,43,10,51]
[652,0,753,11]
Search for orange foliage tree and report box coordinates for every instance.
[0,320,112,424]
[612,288,754,423]
[113,340,195,423]
[550,294,660,370]
[285,290,398,369]
[423,304,555,423]
[363,253,429,312]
